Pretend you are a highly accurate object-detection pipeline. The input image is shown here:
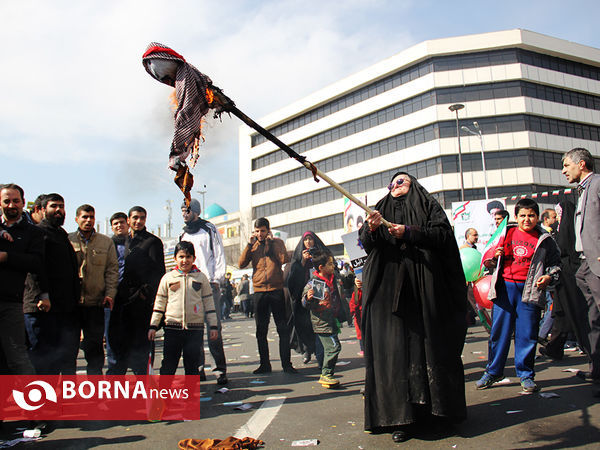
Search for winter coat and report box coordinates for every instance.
[239,238,289,292]
[488,224,561,307]
[23,219,80,314]
[69,230,119,307]
[301,270,343,334]
[118,228,165,307]
[0,218,44,304]
[150,269,217,331]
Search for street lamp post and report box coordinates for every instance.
[461,121,489,200]
[196,184,207,218]
[449,103,465,201]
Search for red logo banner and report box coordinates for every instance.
[0,375,200,421]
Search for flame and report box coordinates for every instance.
[169,89,178,111]
[166,89,210,169]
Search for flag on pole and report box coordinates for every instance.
[480,217,508,271]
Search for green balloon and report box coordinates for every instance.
[460,247,482,282]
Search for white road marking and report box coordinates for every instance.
[234,396,286,439]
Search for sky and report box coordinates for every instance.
[2,0,599,234]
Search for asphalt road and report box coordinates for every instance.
[3,312,600,449]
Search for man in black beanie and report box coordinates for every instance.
[180,198,228,384]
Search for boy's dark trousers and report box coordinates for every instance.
[317,333,341,376]
[160,328,204,375]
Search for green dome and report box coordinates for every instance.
[203,203,227,219]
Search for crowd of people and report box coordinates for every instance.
[0,146,599,444]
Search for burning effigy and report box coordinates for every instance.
[142,42,388,225]
[142,42,222,205]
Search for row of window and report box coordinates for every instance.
[253,112,600,195]
[252,79,600,171]
[251,149,577,219]
[250,59,433,147]
[272,184,573,239]
[251,48,600,147]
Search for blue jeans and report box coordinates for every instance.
[487,280,541,380]
[104,307,116,370]
[538,291,554,339]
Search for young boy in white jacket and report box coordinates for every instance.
[148,241,218,375]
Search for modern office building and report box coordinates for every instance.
[238,29,600,254]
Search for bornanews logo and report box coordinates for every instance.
[13,380,58,411]
[0,376,200,421]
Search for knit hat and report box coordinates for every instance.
[182,198,201,215]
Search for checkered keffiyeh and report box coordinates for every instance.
[142,43,213,170]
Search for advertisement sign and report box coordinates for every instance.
[451,199,506,248]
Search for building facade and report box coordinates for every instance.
[239,29,600,254]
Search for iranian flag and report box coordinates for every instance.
[480,217,508,270]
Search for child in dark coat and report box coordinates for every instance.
[302,250,343,387]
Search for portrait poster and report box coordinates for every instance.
[451,198,506,248]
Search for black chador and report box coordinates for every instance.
[360,173,468,431]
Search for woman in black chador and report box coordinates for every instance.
[360,172,468,443]
[540,201,591,360]
[286,231,331,363]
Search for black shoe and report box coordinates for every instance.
[392,429,410,443]
[216,374,228,385]
[200,371,207,381]
[253,365,272,374]
[303,352,311,364]
[576,370,600,383]
[283,365,298,374]
[539,346,563,361]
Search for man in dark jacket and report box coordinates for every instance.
[23,193,81,374]
[0,184,41,375]
[108,206,165,375]
[563,147,600,384]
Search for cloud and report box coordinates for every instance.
[0,0,415,226]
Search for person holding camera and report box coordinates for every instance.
[239,217,295,374]
[287,231,332,364]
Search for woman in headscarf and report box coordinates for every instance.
[360,172,468,443]
[539,200,591,360]
[286,231,331,364]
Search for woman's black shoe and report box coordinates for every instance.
[392,430,409,443]
[253,365,272,374]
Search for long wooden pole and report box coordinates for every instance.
[211,88,392,228]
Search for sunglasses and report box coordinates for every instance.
[388,177,408,190]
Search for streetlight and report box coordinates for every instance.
[196,184,207,218]
[461,121,489,200]
[164,200,173,237]
[449,103,465,201]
